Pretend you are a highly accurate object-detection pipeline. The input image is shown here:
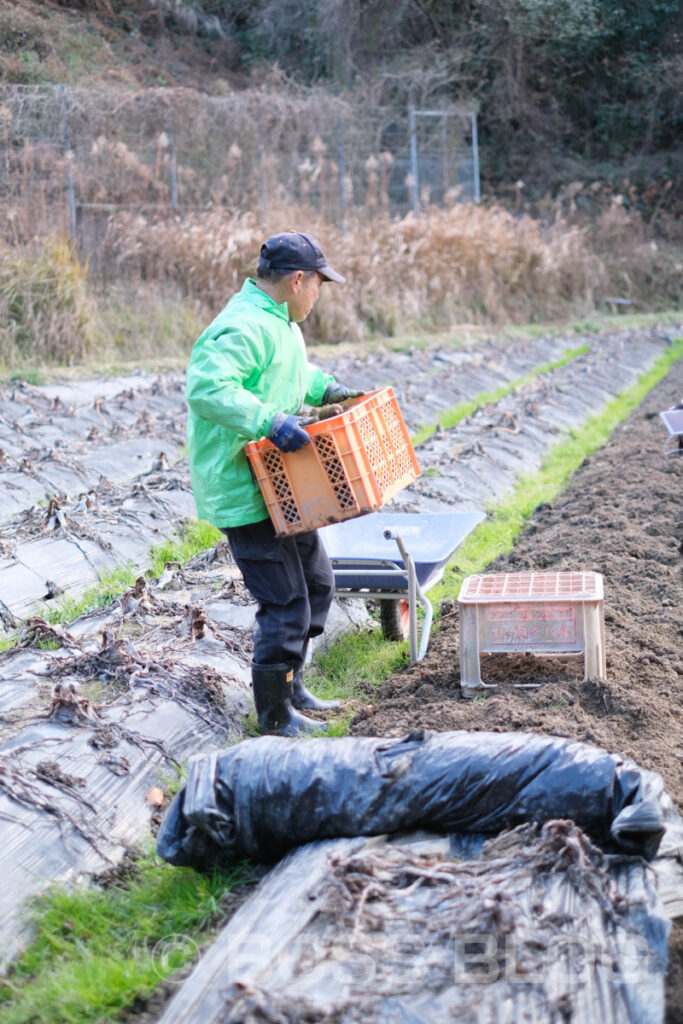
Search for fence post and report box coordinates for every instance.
[470,112,481,204]
[408,102,419,217]
[168,123,179,209]
[337,115,346,232]
[441,114,449,201]
[257,124,267,218]
[60,85,77,241]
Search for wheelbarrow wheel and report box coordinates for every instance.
[379,598,410,641]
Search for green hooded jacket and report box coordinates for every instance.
[185,278,334,528]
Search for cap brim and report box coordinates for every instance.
[319,264,345,284]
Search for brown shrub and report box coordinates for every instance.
[3,199,678,371]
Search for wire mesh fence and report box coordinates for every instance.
[0,84,478,268]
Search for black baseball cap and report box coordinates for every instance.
[259,231,345,284]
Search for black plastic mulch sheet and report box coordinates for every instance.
[156,729,669,869]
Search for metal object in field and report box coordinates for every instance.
[660,408,683,455]
[321,511,484,663]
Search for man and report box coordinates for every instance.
[185,231,361,737]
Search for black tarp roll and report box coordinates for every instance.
[157,730,667,869]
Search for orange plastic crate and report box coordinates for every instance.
[244,387,421,536]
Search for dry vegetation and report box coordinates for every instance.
[0,236,99,366]
[0,19,679,368]
[1,197,680,369]
[105,202,607,337]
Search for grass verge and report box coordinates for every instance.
[411,343,589,446]
[307,309,682,363]
[308,625,411,731]
[0,850,255,1024]
[312,336,683,728]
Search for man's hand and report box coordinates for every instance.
[322,383,364,404]
[268,412,314,453]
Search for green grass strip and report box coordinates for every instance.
[147,518,223,578]
[0,519,223,647]
[41,562,140,628]
[411,344,589,446]
[0,851,254,1024]
[27,520,223,630]
[311,337,683,722]
[308,626,410,734]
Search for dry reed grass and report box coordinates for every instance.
[0,236,99,366]
[104,203,615,342]
[590,200,683,310]
[1,201,679,368]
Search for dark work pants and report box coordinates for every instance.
[222,518,336,668]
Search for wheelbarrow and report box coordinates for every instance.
[320,511,484,663]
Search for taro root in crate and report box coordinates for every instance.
[245,388,421,536]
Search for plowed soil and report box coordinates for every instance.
[350,354,683,1020]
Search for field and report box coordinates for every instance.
[0,320,682,1022]
[352,358,683,803]
[0,2,681,1019]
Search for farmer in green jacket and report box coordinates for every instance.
[185,231,361,737]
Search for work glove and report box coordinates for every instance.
[322,382,364,404]
[268,412,314,453]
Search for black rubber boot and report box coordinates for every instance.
[251,663,327,736]
[291,661,340,712]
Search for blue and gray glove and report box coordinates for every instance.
[268,412,314,453]
[322,382,364,404]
